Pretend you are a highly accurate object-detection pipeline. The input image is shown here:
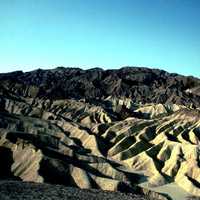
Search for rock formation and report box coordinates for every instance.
[0,66,200,200]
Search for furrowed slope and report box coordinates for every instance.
[0,67,200,200]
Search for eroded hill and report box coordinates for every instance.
[0,67,200,200]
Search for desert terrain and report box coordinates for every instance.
[0,67,200,200]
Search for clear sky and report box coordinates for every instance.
[0,0,200,77]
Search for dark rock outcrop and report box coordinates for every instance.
[0,67,199,107]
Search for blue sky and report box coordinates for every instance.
[0,0,200,77]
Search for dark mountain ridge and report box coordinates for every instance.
[0,66,200,107]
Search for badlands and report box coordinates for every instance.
[0,67,200,200]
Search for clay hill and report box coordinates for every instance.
[0,67,200,200]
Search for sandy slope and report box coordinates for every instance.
[0,92,200,199]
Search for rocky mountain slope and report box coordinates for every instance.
[0,67,200,200]
[0,67,199,106]
[0,181,148,200]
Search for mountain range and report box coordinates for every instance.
[0,67,200,200]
